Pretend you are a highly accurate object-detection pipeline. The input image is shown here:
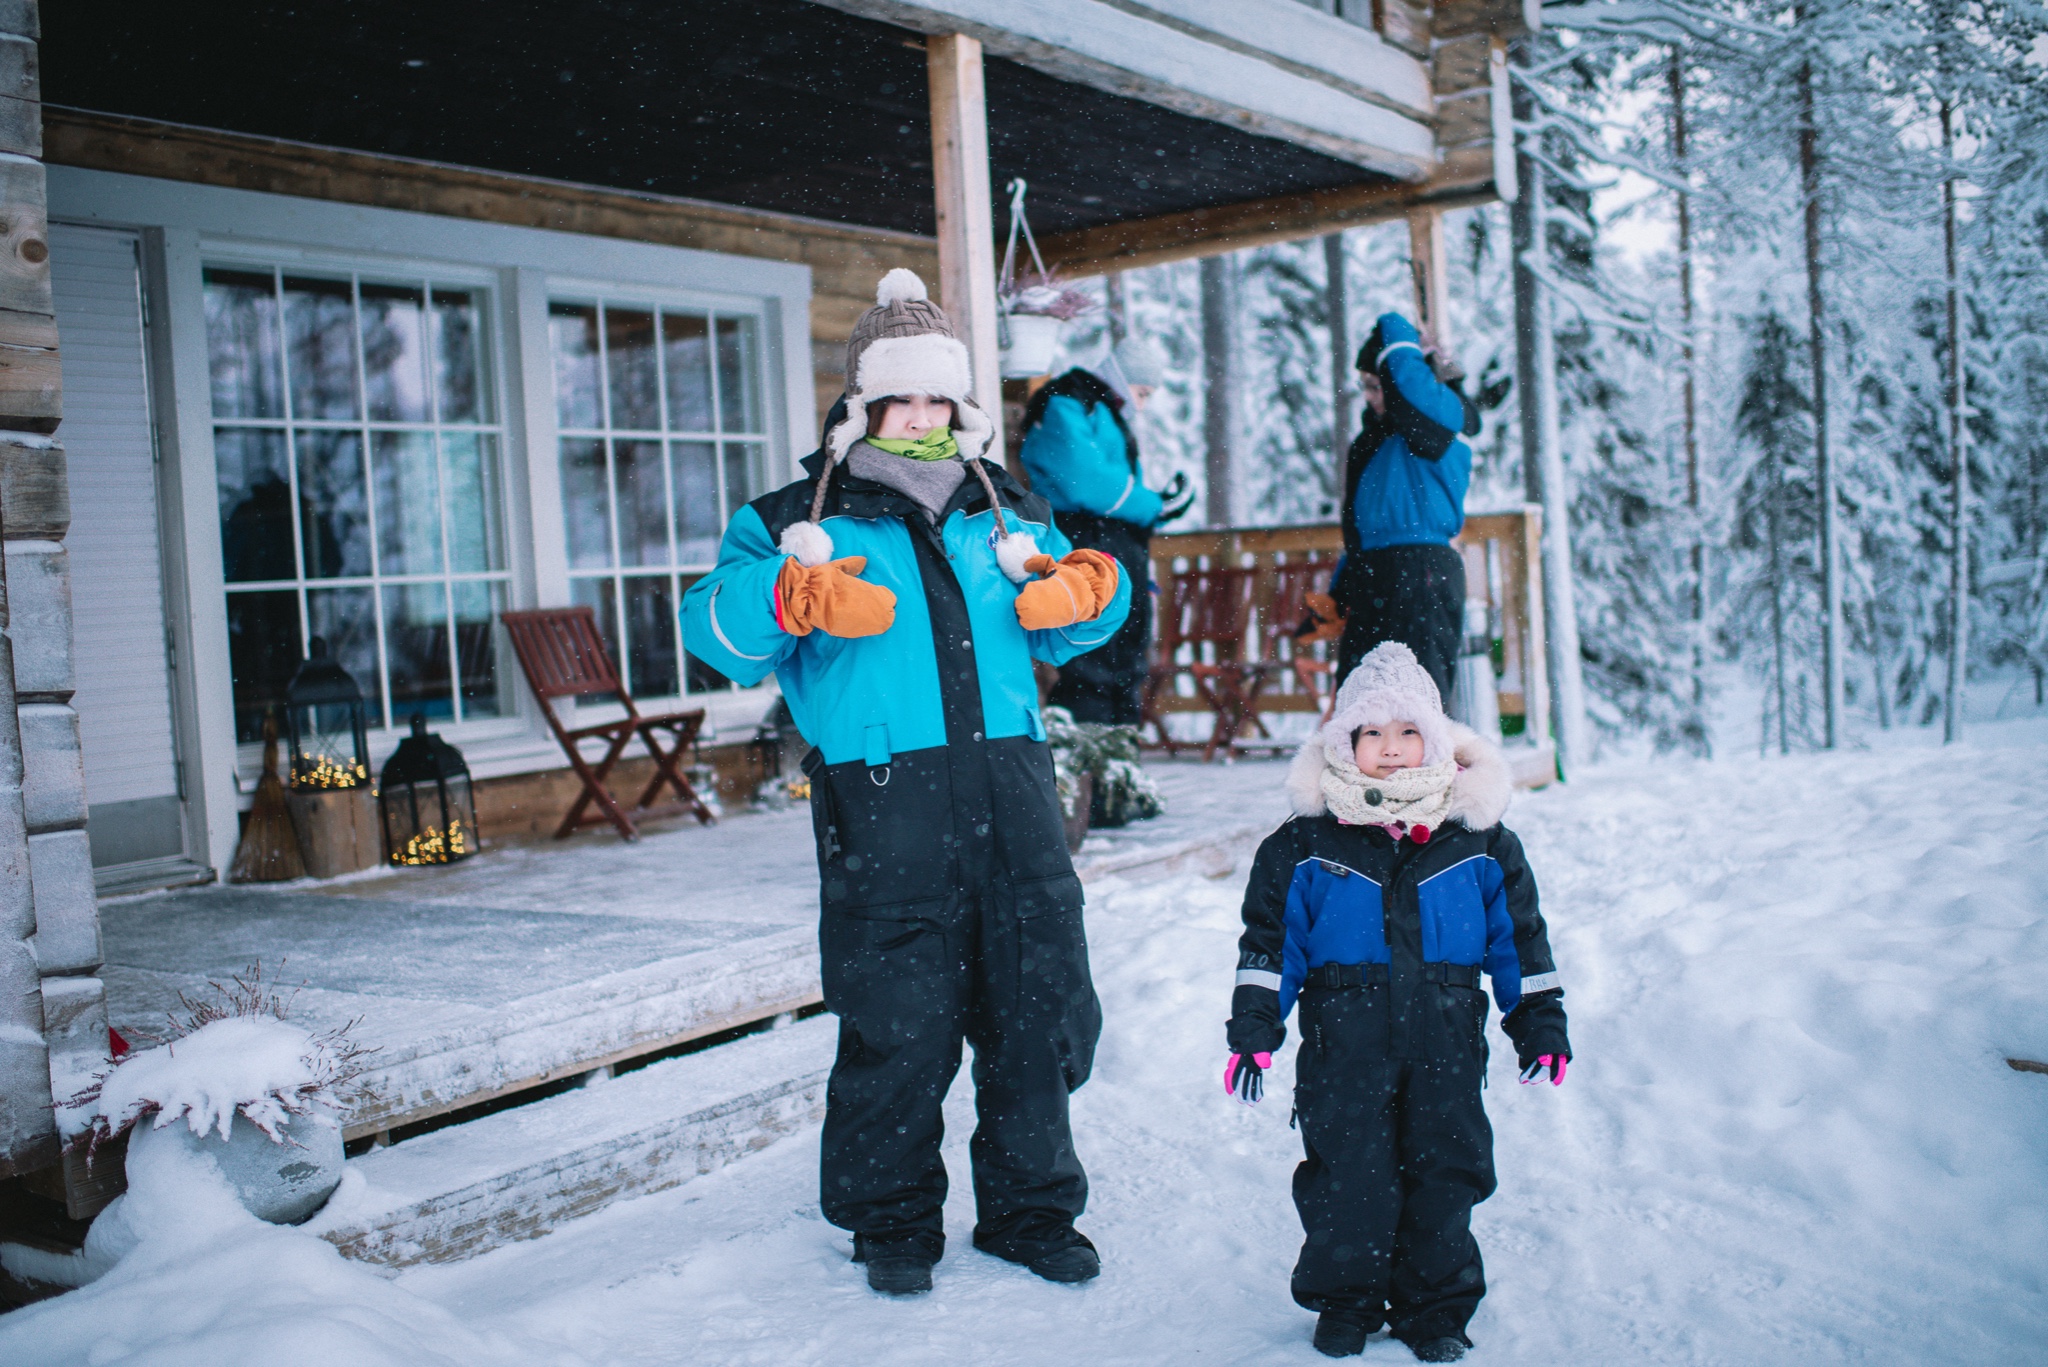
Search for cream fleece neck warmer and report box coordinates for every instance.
[1320,755,1458,834]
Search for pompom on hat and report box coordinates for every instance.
[782,269,1038,579]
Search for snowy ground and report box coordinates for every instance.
[11,714,2048,1363]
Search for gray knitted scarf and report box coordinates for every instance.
[846,440,969,525]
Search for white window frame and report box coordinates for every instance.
[544,282,776,707]
[47,166,814,877]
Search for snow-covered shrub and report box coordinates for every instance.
[64,966,373,1151]
[1044,707,1164,828]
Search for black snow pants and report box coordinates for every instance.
[1046,512,1153,726]
[1334,543,1465,700]
[1291,965,1496,1344]
[808,742,1102,1267]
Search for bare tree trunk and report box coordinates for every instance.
[1104,271,1128,345]
[1797,59,1842,748]
[1942,100,1969,742]
[1867,600,1892,730]
[1200,254,1236,528]
[1768,422,1790,755]
[1323,232,1353,476]
[1508,44,1589,773]
[1671,51,1705,714]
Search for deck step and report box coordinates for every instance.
[308,1016,833,1267]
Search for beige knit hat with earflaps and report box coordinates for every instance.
[780,269,1037,579]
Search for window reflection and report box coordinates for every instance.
[209,265,509,743]
[555,299,772,697]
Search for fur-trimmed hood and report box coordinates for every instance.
[1284,720,1513,831]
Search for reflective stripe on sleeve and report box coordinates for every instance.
[1235,968,1283,991]
[1519,970,1561,996]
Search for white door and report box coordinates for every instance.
[49,223,186,872]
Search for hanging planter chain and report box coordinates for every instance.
[998,178,1052,350]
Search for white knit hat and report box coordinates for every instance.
[1321,642,1454,768]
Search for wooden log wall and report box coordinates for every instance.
[0,2,117,1215]
[41,109,940,435]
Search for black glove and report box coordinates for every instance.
[1156,472,1196,525]
[1226,984,1285,1057]
[1224,1049,1268,1105]
[1502,988,1571,1081]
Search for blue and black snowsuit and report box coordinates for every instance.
[1336,314,1482,697]
[681,443,1130,1268]
[1227,808,1569,1345]
[1019,369,1166,725]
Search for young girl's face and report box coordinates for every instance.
[1354,721,1425,778]
[871,394,954,440]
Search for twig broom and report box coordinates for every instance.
[230,708,306,883]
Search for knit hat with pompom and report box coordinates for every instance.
[1322,642,1454,768]
[780,269,1035,579]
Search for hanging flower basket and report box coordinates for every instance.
[997,179,1094,379]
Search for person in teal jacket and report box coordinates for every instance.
[1018,337,1193,724]
[680,270,1130,1298]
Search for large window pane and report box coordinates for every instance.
[723,441,767,521]
[559,438,612,570]
[372,431,442,576]
[622,575,678,698]
[431,289,487,423]
[672,441,720,566]
[383,582,454,722]
[662,313,714,432]
[283,276,360,421]
[225,590,301,743]
[615,440,669,568]
[305,586,383,726]
[204,269,282,419]
[443,433,504,573]
[568,577,619,694]
[295,431,372,579]
[216,428,295,583]
[360,283,430,423]
[550,303,602,430]
[452,581,505,719]
[716,316,762,433]
[606,308,660,432]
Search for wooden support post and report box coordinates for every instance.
[1406,207,1451,348]
[926,33,1005,462]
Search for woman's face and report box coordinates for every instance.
[872,394,954,440]
[1358,371,1385,416]
[1354,721,1425,778]
[1129,384,1156,413]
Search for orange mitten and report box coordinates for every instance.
[1015,550,1121,631]
[776,556,896,638]
[1297,591,1346,643]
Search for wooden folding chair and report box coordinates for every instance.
[500,607,716,840]
[1267,561,1340,724]
[1145,565,1272,762]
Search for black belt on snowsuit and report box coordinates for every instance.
[1304,961,1480,990]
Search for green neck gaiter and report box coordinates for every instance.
[866,426,959,461]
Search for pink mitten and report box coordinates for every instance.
[1518,1054,1568,1086]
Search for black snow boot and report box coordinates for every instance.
[852,1235,936,1296]
[1027,1244,1100,1284]
[1313,1309,1377,1358]
[1407,1335,1470,1363]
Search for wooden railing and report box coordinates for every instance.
[1147,508,1551,743]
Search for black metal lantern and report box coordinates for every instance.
[284,637,370,791]
[379,713,477,865]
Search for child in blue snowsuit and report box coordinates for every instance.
[1225,642,1571,1362]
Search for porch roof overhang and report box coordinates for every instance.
[43,0,1527,273]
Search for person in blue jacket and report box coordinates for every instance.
[1333,314,1483,698]
[1019,337,1194,724]
[1224,642,1570,1362]
[680,270,1130,1298]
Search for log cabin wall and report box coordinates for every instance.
[41,109,940,434]
[0,1,117,1214]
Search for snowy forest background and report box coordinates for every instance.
[1043,0,2048,758]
